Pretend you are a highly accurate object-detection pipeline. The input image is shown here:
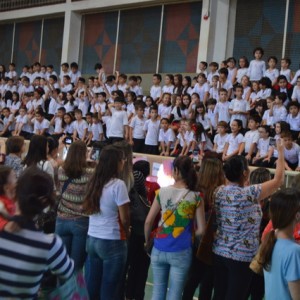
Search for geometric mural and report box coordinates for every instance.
[13,20,42,71]
[81,12,118,74]
[233,0,285,65]
[159,1,202,73]
[41,17,64,71]
[0,23,14,66]
[116,6,161,74]
[285,0,300,69]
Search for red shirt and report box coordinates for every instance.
[0,195,16,230]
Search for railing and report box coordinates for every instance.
[0,0,65,12]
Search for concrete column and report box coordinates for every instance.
[206,0,231,63]
[197,0,211,69]
[61,9,82,64]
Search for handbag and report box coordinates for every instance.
[39,271,89,300]
[196,187,219,265]
[129,187,150,225]
[144,190,190,256]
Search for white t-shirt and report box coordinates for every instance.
[262,109,273,126]
[207,71,219,84]
[284,143,300,165]
[150,85,162,100]
[214,133,228,153]
[32,98,44,110]
[77,98,89,117]
[162,85,174,94]
[236,68,248,84]
[64,122,74,135]
[16,115,32,133]
[272,105,287,124]
[54,117,63,134]
[257,138,271,157]
[48,98,58,115]
[158,128,175,148]
[70,70,81,84]
[143,119,160,146]
[126,102,135,117]
[176,132,185,147]
[229,98,250,128]
[286,113,300,131]
[209,87,219,101]
[291,70,300,85]
[192,83,209,101]
[61,84,73,93]
[110,109,128,138]
[88,178,130,240]
[91,123,103,141]
[207,108,217,129]
[219,80,233,92]
[264,68,279,83]
[130,116,146,139]
[171,106,185,121]
[292,86,300,103]
[196,114,210,130]
[215,101,230,123]
[184,130,195,144]
[33,118,50,134]
[280,69,292,82]
[3,114,14,131]
[243,130,260,153]
[73,119,88,139]
[247,60,266,81]
[257,88,272,99]
[158,104,172,118]
[102,116,112,139]
[226,133,244,155]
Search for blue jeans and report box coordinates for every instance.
[151,247,192,300]
[55,217,89,270]
[85,236,127,300]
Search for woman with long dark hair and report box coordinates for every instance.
[55,141,93,270]
[144,156,205,300]
[83,145,130,300]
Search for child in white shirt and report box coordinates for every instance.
[286,102,300,140]
[143,106,160,154]
[222,119,244,161]
[281,131,300,171]
[247,47,266,81]
[150,74,162,101]
[161,74,174,94]
[129,104,146,153]
[159,118,175,156]
[264,56,279,85]
[252,125,274,167]
[72,109,88,141]
[14,107,32,139]
[107,97,128,143]
[291,76,300,103]
[213,121,228,158]
[32,109,49,135]
[229,85,250,128]
[280,58,293,82]
[262,96,274,126]
[269,93,287,125]
[215,89,230,124]
[158,93,172,119]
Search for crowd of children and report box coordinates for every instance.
[0,46,300,170]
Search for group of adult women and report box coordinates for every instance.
[0,134,299,300]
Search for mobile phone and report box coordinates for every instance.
[64,136,73,145]
[91,147,101,161]
[269,137,276,147]
[192,150,199,163]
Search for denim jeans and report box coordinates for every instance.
[55,216,89,270]
[151,246,192,300]
[85,236,127,300]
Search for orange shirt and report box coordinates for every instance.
[0,196,16,230]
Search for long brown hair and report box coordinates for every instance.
[63,141,87,179]
[198,158,225,207]
[258,188,300,271]
[83,145,123,214]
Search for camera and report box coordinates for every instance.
[269,137,276,147]
[64,136,73,145]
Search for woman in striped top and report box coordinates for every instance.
[55,140,93,270]
[213,139,285,300]
[0,166,74,299]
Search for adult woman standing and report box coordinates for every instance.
[260,188,300,299]
[144,156,205,300]
[55,141,93,270]
[183,158,225,300]
[0,167,74,299]
[83,145,130,300]
[213,139,285,300]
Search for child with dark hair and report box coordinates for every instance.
[281,131,300,171]
[269,92,287,125]
[247,47,266,81]
[286,102,300,141]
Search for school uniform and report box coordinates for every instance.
[130,115,146,153]
[143,119,160,154]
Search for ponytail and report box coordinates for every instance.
[257,229,277,271]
